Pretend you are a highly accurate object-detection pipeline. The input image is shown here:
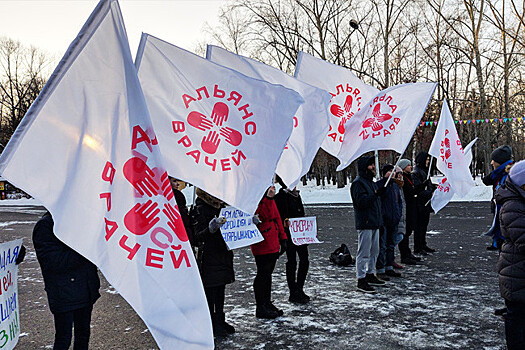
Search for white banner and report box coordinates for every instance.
[288,217,321,245]
[294,51,379,159]
[219,206,264,250]
[0,1,212,348]
[336,82,437,171]
[0,239,23,350]
[207,45,331,188]
[136,35,303,214]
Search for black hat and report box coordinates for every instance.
[491,145,512,165]
[381,164,394,177]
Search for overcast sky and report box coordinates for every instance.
[0,0,225,59]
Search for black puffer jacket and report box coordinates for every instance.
[351,156,382,230]
[191,196,234,288]
[412,151,434,211]
[376,178,402,227]
[274,188,305,241]
[496,178,525,302]
[33,212,100,314]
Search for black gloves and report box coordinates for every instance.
[15,245,26,265]
[375,187,386,196]
[279,240,287,256]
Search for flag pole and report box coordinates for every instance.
[374,150,380,181]
[384,152,405,187]
[426,156,434,180]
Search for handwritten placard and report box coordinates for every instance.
[219,207,264,250]
[288,217,322,245]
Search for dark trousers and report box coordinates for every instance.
[414,210,430,252]
[285,243,309,293]
[253,253,279,307]
[377,224,397,271]
[504,299,525,350]
[399,226,413,259]
[53,305,93,350]
[204,285,225,315]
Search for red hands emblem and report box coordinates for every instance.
[362,104,392,131]
[330,94,355,135]
[123,157,160,197]
[163,203,188,242]
[124,200,160,235]
[159,172,174,201]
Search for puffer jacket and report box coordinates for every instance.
[274,188,305,241]
[350,156,382,230]
[412,151,434,211]
[496,177,525,302]
[251,196,286,256]
[376,178,402,227]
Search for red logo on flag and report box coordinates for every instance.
[327,83,365,143]
[358,94,400,140]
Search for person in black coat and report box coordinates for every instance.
[412,151,436,255]
[274,176,310,304]
[168,177,194,246]
[190,188,234,337]
[32,211,100,350]
[496,160,525,350]
[351,155,385,293]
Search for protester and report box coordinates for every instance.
[495,160,525,350]
[169,177,194,246]
[393,168,407,269]
[483,145,514,251]
[274,176,310,304]
[33,211,100,350]
[376,164,403,279]
[251,185,287,318]
[191,188,235,337]
[351,155,386,293]
[397,159,422,264]
[412,151,436,255]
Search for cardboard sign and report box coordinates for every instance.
[0,239,23,350]
[219,206,264,250]
[288,217,322,245]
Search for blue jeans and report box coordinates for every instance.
[376,224,397,273]
[505,299,525,350]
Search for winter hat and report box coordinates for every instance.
[509,160,525,187]
[491,145,512,165]
[398,159,411,171]
[381,164,394,177]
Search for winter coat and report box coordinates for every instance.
[32,212,100,314]
[376,178,403,227]
[401,172,417,232]
[412,151,434,213]
[274,188,305,242]
[251,196,287,256]
[191,196,234,288]
[483,160,514,213]
[350,156,383,230]
[173,188,194,246]
[496,177,525,302]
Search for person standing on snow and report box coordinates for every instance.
[483,145,514,251]
[412,151,436,255]
[495,160,525,350]
[351,155,386,293]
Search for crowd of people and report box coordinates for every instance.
[27,146,525,349]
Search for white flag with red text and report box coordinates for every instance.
[430,138,477,213]
[294,51,379,158]
[336,82,437,171]
[136,35,303,213]
[0,1,213,349]
[206,45,331,189]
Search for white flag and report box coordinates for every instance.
[136,35,303,214]
[206,45,331,188]
[294,51,379,158]
[0,1,213,348]
[431,138,477,213]
[428,99,475,197]
[336,82,437,171]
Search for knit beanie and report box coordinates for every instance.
[381,164,394,177]
[509,160,525,187]
[491,145,512,165]
[398,159,411,171]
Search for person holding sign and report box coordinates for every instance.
[32,211,100,350]
[274,176,310,304]
[251,185,287,319]
[190,189,235,337]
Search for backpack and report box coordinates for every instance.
[329,244,354,266]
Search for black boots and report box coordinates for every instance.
[212,312,235,337]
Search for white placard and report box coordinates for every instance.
[219,206,264,250]
[0,239,23,350]
[288,217,322,245]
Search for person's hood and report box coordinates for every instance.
[357,156,375,178]
[496,176,525,205]
[196,188,224,209]
[415,151,429,168]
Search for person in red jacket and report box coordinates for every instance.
[251,184,287,319]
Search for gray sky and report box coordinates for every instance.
[0,0,225,58]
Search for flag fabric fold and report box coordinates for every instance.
[294,51,379,159]
[136,35,304,213]
[206,45,331,189]
[0,1,213,348]
[336,82,437,171]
